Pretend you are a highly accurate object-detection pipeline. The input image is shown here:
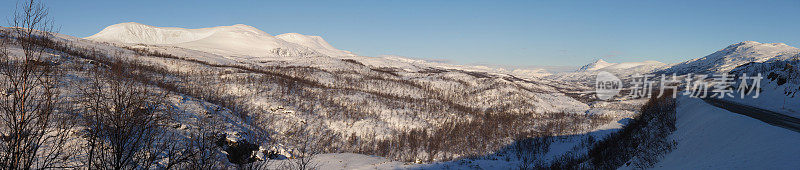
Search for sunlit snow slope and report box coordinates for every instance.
[661,41,800,74]
[649,97,800,169]
[577,59,665,72]
[86,22,353,58]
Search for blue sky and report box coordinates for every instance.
[2,0,799,66]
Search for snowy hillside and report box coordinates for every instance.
[86,22,354,58]
[726,51,800,118]
[577,59,665,72]
[0,22,640,168]
[577,59,615,71]
[10,24,800,169]
[549,59,666,86]
[650,97,800,169]
[4,0,800,168]
[553,41,800,96]
[660,41,800,75]
[86,23,563,82]
[19,20,800,170]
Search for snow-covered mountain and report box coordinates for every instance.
[660,41,800,75]
[726,51,800,117]
[550,59,666,84]
[86,22,354,58]
[556,41,800,86]
[16,21,800,169]
[61,23,623,166]
[577,59,665,72]
[578,59,615,71]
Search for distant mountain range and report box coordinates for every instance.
[574,41,799,76]
[86,22,800,81]
[86,22,354,58]
[577,59,665,73]
[659,41,800,75]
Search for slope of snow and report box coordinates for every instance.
[599,60,665,71]
[578,59,615,71]
[85,23,561,82]
[651,96,800,169]
[727,53,800,118]
[266,153,518,170]
[275,33,353,56]
[550,59,666,84]
[577,59,665,72]
[661,41,800,74]
[511,68,552,77]
[86,22,353,58]
[344,55,555,78]
[267,118,630,170]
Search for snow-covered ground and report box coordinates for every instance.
[0,25,649,168]
[651,96,800,169]
[726,53,800,119]
[8,20,800,168]
[267,119,627,170]
[724,81,800,119]
[285,94,799,169]
[268,153,518,170]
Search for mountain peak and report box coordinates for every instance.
[660,41,800,74]
[727,41,792,49]
[594,59,608,64]
[721,41,798,53]
[578,59,614,71]
[231,24,251,27]
[99,22,154,31]
[577,59,666,72]
[115,22,147,27]
[227,24,263,32]
[86,22,353,57]
[276,32,304,37]
[737,41,761,45]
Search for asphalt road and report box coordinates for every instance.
[702,98,800,133]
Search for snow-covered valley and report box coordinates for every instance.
[1,22,639,169]
[2,12,800,169]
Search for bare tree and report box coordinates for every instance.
[0,0,76,169]
[178,114,223,169]
[280,123,318,170]
[77,58,174,169]
[155,132,195,170]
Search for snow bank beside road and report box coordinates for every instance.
[652,97,800,169]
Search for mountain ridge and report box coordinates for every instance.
[659,41,800,74]
[86,22,353,58]
[576,59,665,73]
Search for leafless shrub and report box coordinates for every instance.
[514,136,551,170]
[24,26,619,167]
[0,0,76,169]
[280,123,319,170]
[578,91,677,169]
[76,58,176,169]
[177,116,224,169]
